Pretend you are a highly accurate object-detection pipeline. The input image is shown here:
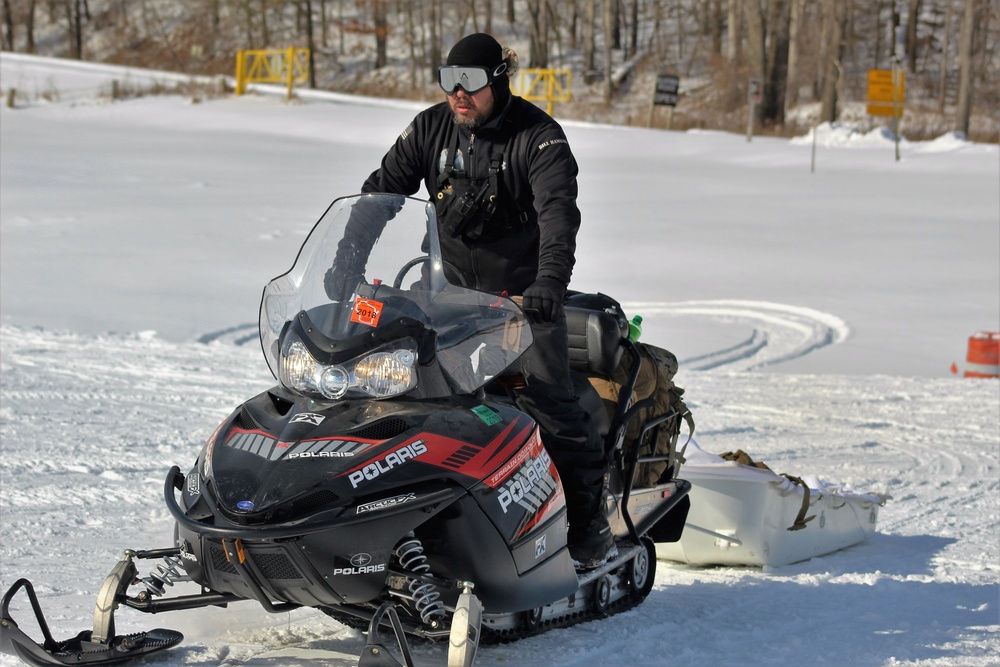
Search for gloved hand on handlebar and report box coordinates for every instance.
[522,277,567,323]
[324,266,362,301]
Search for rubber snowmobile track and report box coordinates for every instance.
[478,542,651,644]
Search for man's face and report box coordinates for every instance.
[447,85,494,129]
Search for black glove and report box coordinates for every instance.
[522,277,567,323]
[324,266,362,301]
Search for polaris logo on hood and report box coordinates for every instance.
[498,448,556,514]
[347,440,427,489]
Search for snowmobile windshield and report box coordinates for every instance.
[258,194,531,398]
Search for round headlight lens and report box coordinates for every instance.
[319,365,350,400]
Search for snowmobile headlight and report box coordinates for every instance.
[353,348,417,398]
[318,365,351,400]
[279,333,419,401]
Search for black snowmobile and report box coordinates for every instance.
[0,194,691,667]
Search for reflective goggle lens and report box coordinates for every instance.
[438,66,491,94]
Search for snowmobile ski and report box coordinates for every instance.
[0,578,182,667]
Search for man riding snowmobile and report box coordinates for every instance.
[355,32,614,569]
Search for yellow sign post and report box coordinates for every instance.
[235,47,310,100]
[867,67,905,161]
[511,68,572,116]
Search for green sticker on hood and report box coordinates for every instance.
[471,405,502,426]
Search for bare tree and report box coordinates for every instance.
[373,0,387,69]
[301,0,316,87]
[527,0,549,67]
[628,0,638,58]
[763,0,791,124]
[938,0,954,112]
[707,0,725,57]
[785,0,804,111]
[904,0,921,72]
[955,0,978,134]
[428,0,441,81]
[727,0,743,63]
[744,0,765,81]
[819,0,847,122]
[65,0,82,58]
[603,0,613,100]
[583,0,596,73]
[2,0,13,50]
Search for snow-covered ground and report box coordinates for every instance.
[1,53,998,666]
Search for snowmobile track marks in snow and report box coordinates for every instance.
[621,300,850,372]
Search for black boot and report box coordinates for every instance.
[567,499,617,570]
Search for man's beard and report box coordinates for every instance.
[452,111,486,129]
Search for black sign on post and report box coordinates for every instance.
[653,74,680,107]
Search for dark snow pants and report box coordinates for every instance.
[511,315,608,530]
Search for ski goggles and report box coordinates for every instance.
[438,63,507,95]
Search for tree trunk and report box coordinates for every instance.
[744,0,765,80]
[629,0,638,58]
[25,0,36,52]
[763,0,790,125]
[66,0,82,59]
[709,0,725,57]
[611,0,621,50]
[303,0,316,87]
[785,0,803,110]
[405,0,417,87]
[727,0,743,63]
[937,0,953,112]
[428,0,440,83]
[528,0,548,67]
[584,0,596,72]
[2,0,13,51]
[904,0,921,72]
[259,0,269,47]
[374,0,387,69]
[819,0,847,122]
[954,0,977,135]
[604,0,614,101]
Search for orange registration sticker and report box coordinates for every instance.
[351,297,384,327]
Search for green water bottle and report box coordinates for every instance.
[628,315,643,342]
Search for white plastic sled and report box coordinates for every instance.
[657,440,886,567]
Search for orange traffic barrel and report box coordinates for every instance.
[952,331,1000,378]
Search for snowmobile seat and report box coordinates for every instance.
[564,293,629,377]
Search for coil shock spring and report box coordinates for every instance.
[140,554,190,597]
[395,535,446,625]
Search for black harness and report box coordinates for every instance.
[435,110,528,242]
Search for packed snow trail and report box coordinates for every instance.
[622,300,850,371]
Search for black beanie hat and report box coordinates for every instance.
[446,33,511,115]
[446,33,504,69]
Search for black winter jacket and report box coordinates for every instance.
[361,96,581,295]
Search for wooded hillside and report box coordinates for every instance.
[2,1,997,141]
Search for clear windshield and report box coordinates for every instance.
[258,194,531,396]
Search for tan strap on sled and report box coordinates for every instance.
[781,474,816,532]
